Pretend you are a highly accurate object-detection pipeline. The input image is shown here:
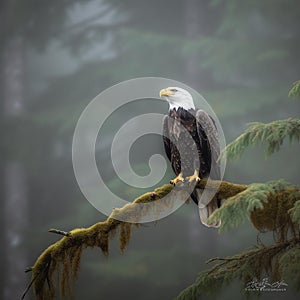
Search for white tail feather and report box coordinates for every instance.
[195,189,221,228]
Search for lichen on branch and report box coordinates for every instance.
[179,179,300,300]
[24,178,299,300]
[208,179,299,240]
[24,183,174,299]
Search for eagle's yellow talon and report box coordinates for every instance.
[186,170,201,183]
[170,173,184,185]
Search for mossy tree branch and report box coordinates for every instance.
[24,179,246,300]
[24,178,300,300]
[208,180,299,239]
[178,182,300,300]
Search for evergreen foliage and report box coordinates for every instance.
[208,180,294,232]
[289,197,300,227]
[12,0,299,297]
[224,81,300,160]
[288,80,300,99]
[224,118,300,159]
[279,247,300,290]
[24,79,300,299]
[24,176,300,299]
[177,239,299,300]
[177,82,300,300]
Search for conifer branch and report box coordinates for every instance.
[177,238,300,300]
[24,178,300,300]
[179,180,300,300]
[289,197,300,227]
[208,179,297,237]
[288,79,300,98]
[223,118,300,160]
[24,179,246,300]
[176,82,300,300]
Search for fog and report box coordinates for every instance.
[1,1,300,299]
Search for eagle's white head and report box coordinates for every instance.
[159,87,195,111]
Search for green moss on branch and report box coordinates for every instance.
[24,179,299,300]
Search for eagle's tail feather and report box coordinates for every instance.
[194,189,221,228]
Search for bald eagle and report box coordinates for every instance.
[160,87,221,227]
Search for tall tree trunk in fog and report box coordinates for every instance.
[2,36,28,300]
[184,0,219,254]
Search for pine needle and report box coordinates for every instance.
[222,118,300,160]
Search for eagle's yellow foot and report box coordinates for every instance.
[186,170,201,183]
[170,173,184,185]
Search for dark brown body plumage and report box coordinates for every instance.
[163,107,220,205]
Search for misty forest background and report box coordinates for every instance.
[1,0,300,299]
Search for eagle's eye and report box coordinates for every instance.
[170,88,178,92]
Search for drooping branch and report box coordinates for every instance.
[208,180,300,239]
[223,118,300,160]
[23,178,299,300]
[176,237,300,300]
[23,179,246,300]
[221,80,300,161]
[177,181,300,300]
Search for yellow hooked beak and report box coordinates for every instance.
[159,88,174,98]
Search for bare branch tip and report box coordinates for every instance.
[24,266,33,273]
[49,228,71,237]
